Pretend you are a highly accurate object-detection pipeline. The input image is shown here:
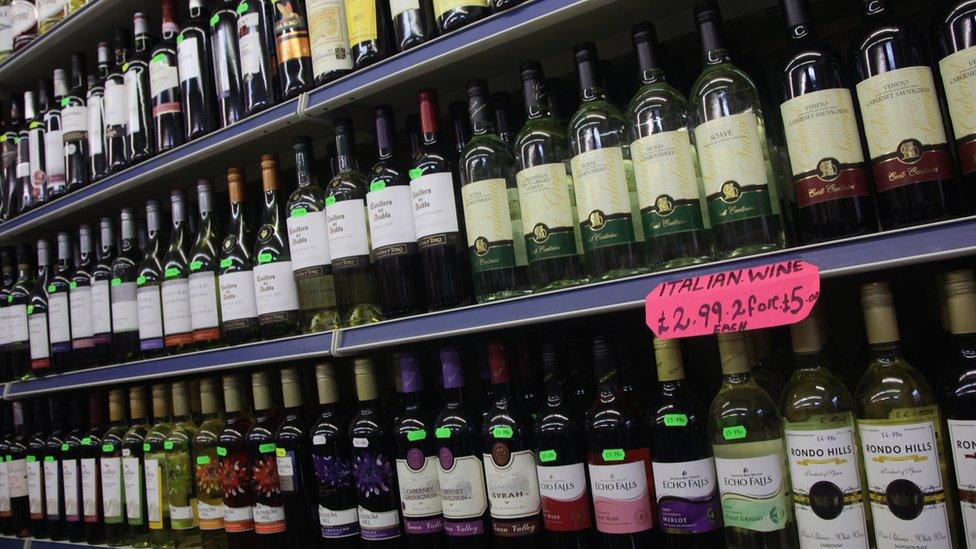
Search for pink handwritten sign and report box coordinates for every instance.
[645,259,820,339]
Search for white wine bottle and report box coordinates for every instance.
[854,281,957,549]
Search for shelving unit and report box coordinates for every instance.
[0,537,74,548]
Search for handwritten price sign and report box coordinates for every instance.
[645,259,820,339]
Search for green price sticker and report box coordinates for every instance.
[276,448,286,457]
[601,449,626,462]
[152,53,167,64]
[220,258,233,268]
[325,196,336,206]
[189,261,203,271]
[408,168,423,180]
[259,443,276,454]
[406,430,426,442]
[143,443,151,452]
[723,426,747,440]
[435,427,451,439]
[209,14,220,27]
[291,207,307,218]
[492,426,513,439]
[539,449,557,463]
[61,443,69,452]
[4,456,10,462]
[61,98,70,108]
[81,437,91,446]
[102,444,114,453]
[164,441,174,451]
[663,414,689,427]
[69,281,77,289]
[369,180,386,192]
[122,62,129,72]
[196,455,210,465]
[111,278,122,287]
[47,284,56,293]
[216,446,227,457]
[26,305,33,315]
[26,456,35,463]
[29,121,42,129]
[176,33,185,45]
[164,268,180,279]
[6,295,11,303]
[136,275,147,286]
[44,456,54,462]
[258,252,273,264]
[236,1,249,14]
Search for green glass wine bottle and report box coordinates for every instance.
[191,378,228,548]
[217,168,259,345]
[121,386,150,548]
[165,381,201,548]
[188,180,223,349]
[136,201,167,357]
[161,191,194,354]
[144,384,174,548]
[101,388,130,547]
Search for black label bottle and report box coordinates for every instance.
[178,0,217,141]
[47,232,73,373]
[218,168,259,344]
[273,0,312,99]
[136,200,166,356]
[88,44,109,182]
[238,0,279,117]
[209,0,245,128]
[188,179,223,348]
[161,190,194,353]
[105,29,131,174]
[110,208,141,362]
[125,12,156,164]
[92,217,115,365]
[63,52,90,192]
[150,0,185,154]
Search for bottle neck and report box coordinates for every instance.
[862,0,889,17]
[335,130,358,173]
[468,91,493,136]
[521,76,548,120]
[375,113,395,160]
[634,39,666,85]
[419,97,440,146]
[576,58,606,103]
[699,18,731,65]
[794,348,828,372]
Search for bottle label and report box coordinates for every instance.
[948,419,976,548]
[87,95,104,155]
[411,172,461,247]
[0,5,10,52]
[36,0,64,22]
[714,448,793,533]
[306,0,353,77]
[367,184,418,256]
[570,147,635,251]
[780,88,871,208]
[124,70,142,134]
[516,162,580,262]
[149,57,180,99]
[48,292,71,344]
[81,457,98,522]
[0,460,9,516]
[27,460,42,519]
[275,452,296,492]
[144,458,164,528]
[357,505,400,539]
[28,128,46,194]
[8,459,27,499]
[437,451,489,521]
[253,503,287,534]
[0,305,8,348]
[219,270,258,322]
[588,448,655,534]
[288,209,332,269]
[161,278,193,343]
[100,456,124,523]
[177,36,203,83]
[111,281,139,332]
[433,0,487,18]
[170,504,194,529]
[482,445,542,536]
[92,279,112,334]
[344,0,377,46]
[62,458,79,521]
[327,198,371,263]
[189,271,220,332]
[651,457,722,534]
[43,459,59,518]
[137,285,164,345]
[274,0,311,62]
[785,422,869,549]
[44,125,65,190]
[390,0,420,17]
[631,129,706,238]
[69,285,94,339]
[254,261,300,316]
[462,178,520,274]
[858,418,952,549]
[855,66,953,192]
[62,104,88,140]
[695,111,773,224]
[8,303,28,343]
[395,452,444,525]
[197,501,225,530]
[213,25,234,96]
[224,504,255,533]
[536,461,592,532]
[123,455,143,524]
[238,13,263,76]
[940,46,976,174]
[319,505,360,538]
[28,312,50,364]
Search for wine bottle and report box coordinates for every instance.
[433,347,491,546]
[16,91,34,215]
[26,398,48,539]
[125,13,156,164]
[286,136,340,333]
[490,92,515,147]
[513,62,586,291]
[392,353,445,545]
[237,0,279,117]
[1,100,21,221]
[344,0,390,69]
[110,209,141,363]
[8,245,33,380]
[136,200,166,357]
[217,374,256,548]
[433,0,486,34]
[0,2,9,62]
[9,402,30,539]
[27,83,49,208]
[192,378,228,549]
[855,282,957,547]
[310,362,360,546]
[149,0,185,154]
[246,371,287,545]
[121,386,150,548]
[326,118,383,326]
[391,0,432,51]
[690,2,784,258]
[100,389,129,546]
[209,0,245,128]
[0,248,15,382]
[275,366,317,547]
[63,53,90,192]
[92,217,115,365]
[934,1,976,210]
[188,179,223,348]
[218,167,260,344]
[178,0,217,141]
[585,336,657,545]
[161,190,194,353]
[709,332,796,548]
[450,100,470,158]
[143,384,175,548]
[61,394,86,543]
[782,312,872,549]
[81,392,105,545]
[487,0,519,13]
[851,0,959,228]
[164,381,200,548]
[305,0,353,85]
[777,0,875,242]
[253,154,301,338]
[48,232,73,373]
[272,0,312,98]
[36,0,64,34]
[626,23,712,269]
[410,89,472,311]
[0,403,13,536]
[43,396,66,540]
[568,43,646,280]
[45,70,67,200]
[105,29,131,174]
[460,80,530,302]
[533,342,592,547]
[27,238,52,378]
[349,358,402,543]
[482,342,543,543]
[10,0,36,51]
[69,225,95,368]
[366,106,423,318]
[88,45,108,182]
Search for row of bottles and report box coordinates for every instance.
[0,266,973,549]
[0,0,89,60]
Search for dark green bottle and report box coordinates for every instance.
[188,180,224,348]
[136,201,167,357]
[161,190,194,354]
[217,168,260,344]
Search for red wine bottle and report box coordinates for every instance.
[391,0,433,52]
[275,367,317,547]
[9,401,32,539]
[69,225,95,370]
[246,371,287,546]
[218,374,256,549]
[850,0,960,228]
[149,0,185,154]
[0,248,15,382]
[124,13,156,164]
[105,29,131,174]
[237,0,279,117]
[0,403,13,536]
[27,83,48,208]
[26,398,48,539]
[8,245,33,380]
[61,394,86,543]
[47,232,73,374]
[1,99,21,220]
[81,392,105,545]
[63,53,90,193]
[136,200,167,357]
[88,44,109,182]
[272,0,313,99]
[178,0,217,141]
[43,396,66,541]
[210,0,245,128]
[91,218,115,366]
[45,71,67,201]
[27,239,52,377]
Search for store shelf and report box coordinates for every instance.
[4,330,334,398]
[332,216,976,355]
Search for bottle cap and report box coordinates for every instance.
[653,338,685,382]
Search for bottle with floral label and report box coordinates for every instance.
[217,374,255,549]
[247,371,287,545]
